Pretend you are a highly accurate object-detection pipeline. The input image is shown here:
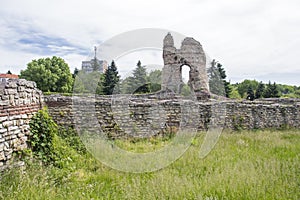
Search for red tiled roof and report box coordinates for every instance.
[0,74,19,79]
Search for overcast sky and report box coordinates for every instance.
[0,0,299,85]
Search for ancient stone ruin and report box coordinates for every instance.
[161,33,210,100]
[0,79,43,170]
[1,34,300,171]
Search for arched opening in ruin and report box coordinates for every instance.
[179,64,192,96]
[181,65,190,84]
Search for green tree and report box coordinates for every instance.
[247,86,255,101]
[123,60,150,94]
[92,58,101,71]
[7,70,12,74]
[73,68,79,79]
[255,81,265,99]
[133,60,147,87]
[237,80,259,98]
[208,60,231,97]
[263,81,280,98]
[270,82,280,97]
[208,60,225,96]
[95,73,105,95]
[147,69,162,85]
[73,71,101,93]
[228,84,241,99]
[217,62,232,97]
[147,69,162,93]
[20,56,73,93]
[101,60,120,95]
[121,76,135,94]
[295,88,300,97]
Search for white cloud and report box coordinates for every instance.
[0,0,299,85]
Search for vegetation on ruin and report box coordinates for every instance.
[1,109,299,200]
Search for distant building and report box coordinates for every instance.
[81,46,108,73]
[0,73,19,83]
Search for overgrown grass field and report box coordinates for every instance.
[0,129,299,199]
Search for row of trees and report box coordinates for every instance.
[72,60,162,95]
[19,56,121,95]
[231,80,300,100]
[207,60,300,99]
[19,56,300,99]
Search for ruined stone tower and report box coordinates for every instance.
[161,33,209,99]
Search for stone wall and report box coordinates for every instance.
[45,95,300,138]
[0,79,43,170]
[161,33,209,100]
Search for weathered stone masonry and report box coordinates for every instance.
[0,80,299,170]
[45,95,300,138]
[162,33,209,100]
[0,79,43,170]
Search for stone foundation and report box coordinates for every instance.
[0,79,43,170]
[45,95,300,138]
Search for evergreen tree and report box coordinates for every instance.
[224,81,232,98]
[7,70,12,74]
[255,81,265,99]
[208,60,231,97]
[101,60,120,95]
[263,81,272,98]
[133,60,147,87]
[124,60,150,94]
[263,81,280,98]
[217,62,226,80]
[147,69,162,93]
[208,60,225,96]
[95,73,105,95]
[92,58,101,72]
[73,68,79,79]
[147,69,162,85]
[270,82,280,97]
[247,86,255,101]
[237,80,259,98]
[121,76,135,94]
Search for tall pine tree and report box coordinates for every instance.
[263,81,280,98]
[255,81,265,99]
[208,60,231,97]
[101,60,120,95]
[208,60,225,96]
[126,60,150,94]
[247,86,255,101]
[133,61,147,86]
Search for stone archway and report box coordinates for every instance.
[161,33,210,99]
[179,64,191,94]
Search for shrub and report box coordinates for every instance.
[28,107,58,163]
[57,127,87,154]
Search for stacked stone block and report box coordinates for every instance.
[45,94,299,139]
[0,79,43,170]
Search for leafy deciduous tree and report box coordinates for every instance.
[20,56,73,93]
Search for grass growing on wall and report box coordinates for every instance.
[0,129,299,199]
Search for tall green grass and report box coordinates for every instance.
[0,129,299,199]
